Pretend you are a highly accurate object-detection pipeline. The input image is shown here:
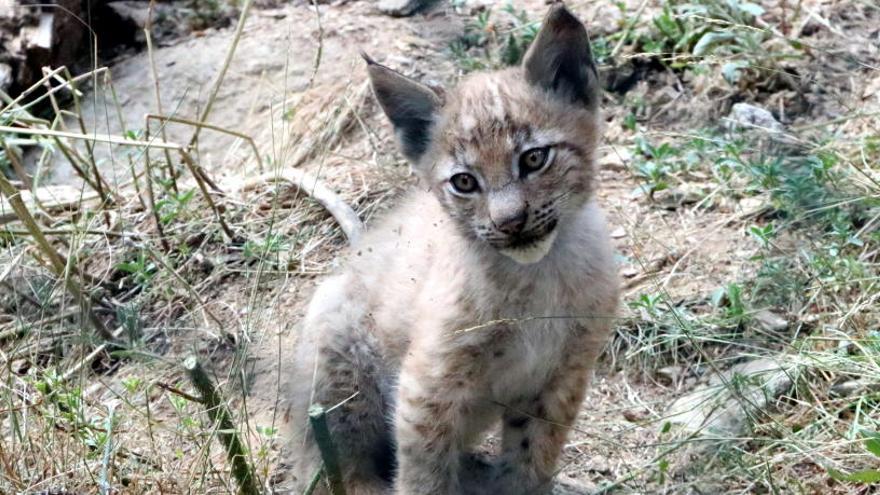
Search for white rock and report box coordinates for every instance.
[0,63,11,91]
[665,357,797,436]
[725,103,784,134]
[753,310,788,332]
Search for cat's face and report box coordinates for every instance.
[368,5,600,264]
[426,72,599,263]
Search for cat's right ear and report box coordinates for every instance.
[363,53,442,163]
[522,5,599,109]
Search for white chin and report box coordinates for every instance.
[498,229,558,265]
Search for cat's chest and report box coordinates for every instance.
[472,268,588,400]
[484,318,572,401]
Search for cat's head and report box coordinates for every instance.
[367,5,601,264]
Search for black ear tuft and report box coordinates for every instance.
[522,5,599,108]
[365,57,442,163]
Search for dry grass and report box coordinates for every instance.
[1,0,879,494]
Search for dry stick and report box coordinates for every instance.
[146,114,265,173]
[0,125,182,149]
[0,172,115,342]
[144,4,180,194]
[55,68,114,216]
[37,72,114,202]
[308,405,347,495]
[0,125,233,240]
[143,247,225,332]
[0,310,79,342]
[39,77,115,214]
[142,125,172,252]
[104,69,148,211]
[187,0,255,149]
[1,140,32,190]
[177,150,236,240]
[60,325,125,382]
[0,66,67,114]
[50,134,104,194]
[183,355,260,495]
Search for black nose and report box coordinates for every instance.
[496,211,528,235]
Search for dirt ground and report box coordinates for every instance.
[5,0,880,493]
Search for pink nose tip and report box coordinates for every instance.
[496,211,527,235]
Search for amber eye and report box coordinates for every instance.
[450,173,479,194]
[519,147,550,176]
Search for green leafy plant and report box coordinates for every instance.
[638,0,803,86]
[450,3,540,72]
[116,251,157,287]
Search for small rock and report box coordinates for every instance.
[738,195,767,215]
[656,366,682,385]
[665,357,797,436]
[753,310,788,332]
[610,226,626,239]
[456,0,495,13]
[620,266,638,278]
[598,149,631,171]
[830,379,880,398]
[725,103,784,134]
[622,408,648,423]
[655,185,704,210]
[551,475,595,495]
[378,0,433,17]
[386,54,414,69]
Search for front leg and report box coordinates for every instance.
[393,342,489,495]
[498,348,597,494]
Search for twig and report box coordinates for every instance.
[104,69,148,211]
[144,4,179,193]
[61,325,126,382]
[142,125,171,252]
[177,150,236,240]
[0,184,99,226]
[188,0,255,149]
[147,114,265,173]
[308,404,347,495]
[155,381,203,404]
[0,125,182,150]
[143,246,226,332]
[184,355,260,495]
[56,67,114,217]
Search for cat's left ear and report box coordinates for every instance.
[364,54,443,163]
[522,4,599,109]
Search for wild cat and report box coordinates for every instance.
[288,5,619,494]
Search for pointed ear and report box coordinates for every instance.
[522,5,599,108]
[364,54,443,163]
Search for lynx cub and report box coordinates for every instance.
[289,5,619,494]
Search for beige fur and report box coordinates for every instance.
[287,6,619,494]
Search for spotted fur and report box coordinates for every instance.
[287,5,618,494]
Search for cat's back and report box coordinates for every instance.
[346,187,452,284]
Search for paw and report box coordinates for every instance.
[459,455,536,495]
